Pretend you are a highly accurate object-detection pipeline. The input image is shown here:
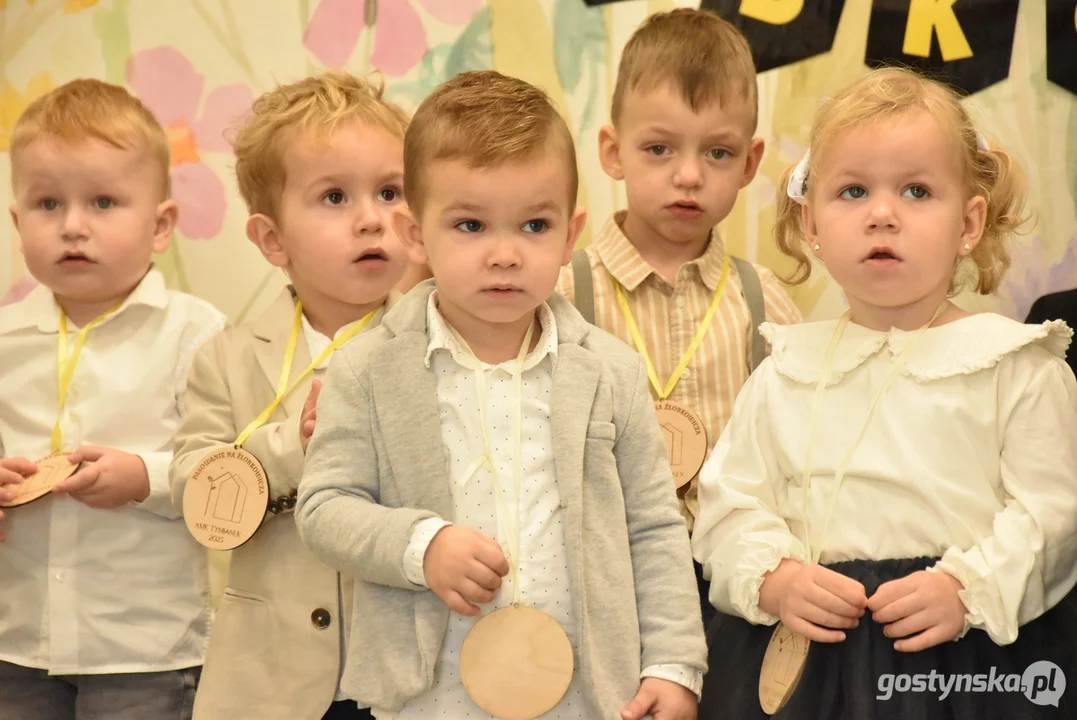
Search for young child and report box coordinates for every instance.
[294,70,707,720]
[555,9,802,624]
[692,67,1077,719]
[168,72,409,720]
[0,79,226,719]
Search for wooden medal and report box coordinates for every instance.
[460,604,574,719]
[759,622,810,715]
[0,452,81,508]
[182,447,269,550]
[653,400,707,488]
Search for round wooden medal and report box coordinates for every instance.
[460,605,574,719]
[0,452,80,508]
[182,447,269,550]
[759,622,810,715]
[653,400,707,488]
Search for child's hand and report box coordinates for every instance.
[422,525,509,616]
[868,570,965,651]
[300,379,322,453]
[759,559,867,643]
[51,447,149,509]
[0,457,37,542]
[620,677,697,720]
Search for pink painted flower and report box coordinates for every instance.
[127,47,254,240]
[1,277,37,307]
[304,0,483,77]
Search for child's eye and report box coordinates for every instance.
[903,185,929,200]
[93,196,115,210]
[840,186,867,200]
[455,219,483,233]
[646,145,669,156]
[322,190,346,205]
[707,149,730,160]
[522,219,548,233]
[39,198,60,211]
[378,186,401,203]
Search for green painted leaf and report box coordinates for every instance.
[445,7,492,79]
[94,0,131,86]
[552,0,605,94]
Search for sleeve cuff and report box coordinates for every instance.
[134,451,181,519]
[641,664,704,699]
[928,555,1016,645]
[403,518,452,587]
[731,538,808,625]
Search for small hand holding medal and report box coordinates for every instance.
[759,558,866,643]
[868,570,966,651]
[620,677,698,720]
[51,446,150,508]
[423,525,509,616]
[299,379,322,453]
[0,457,39,541]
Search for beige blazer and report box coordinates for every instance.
[171,288,388,720]
[295,281,707,716]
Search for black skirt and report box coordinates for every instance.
[699,556,1077,719]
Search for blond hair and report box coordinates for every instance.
[775,67,1028,294]
[611,8,758,129]
[9,78,170,195]
[232,71,409,220]
[404,70,578,217]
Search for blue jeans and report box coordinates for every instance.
[0,661,199,720]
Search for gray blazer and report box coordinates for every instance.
[295,281,706,716]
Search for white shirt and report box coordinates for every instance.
[374,294,699,719]
[692,314,1077,645]
[0,270,227,674]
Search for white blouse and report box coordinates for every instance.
[691,313,1077,645]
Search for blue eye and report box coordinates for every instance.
[903,185,929,199]
[708,149,730,160]
[455,220,483,233]
[93,197,115,210]
[522,219,548,233]
[40,198,60,211]
[647,145,669,156]
[840,186,867,200]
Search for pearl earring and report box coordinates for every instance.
[814,244,821,250]
[963,243,971,250]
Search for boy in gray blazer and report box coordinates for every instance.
[295,70,706,720]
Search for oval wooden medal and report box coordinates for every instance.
[654,400,707,488]
[759,622,810,715]
[182,447,269,550]
[0,452,80,508]
[460,605,574,719]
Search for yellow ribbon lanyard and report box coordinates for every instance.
[612,254,730,400]
[233,301,377,448]
[52,306,122,452]
[453,320,536,607]
[800,305,946,564]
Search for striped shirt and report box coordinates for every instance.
[556,212,802,530]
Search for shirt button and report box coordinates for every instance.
[675,296,687,309]
[55,572,65,582]
[311,608,331,629]
[682,368,692,379]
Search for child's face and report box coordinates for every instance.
[10,138,175,312]
[803,110,986,317]
[263,121,408,310]
[601,83,763,246]
[399,144,586,335]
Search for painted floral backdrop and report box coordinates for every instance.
[1,0,1075,326]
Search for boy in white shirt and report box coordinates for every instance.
[0,79,226,720]
[295,70,706,720]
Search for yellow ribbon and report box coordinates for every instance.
[801,305,947,564]
[233,300,377,448]
[612,254,730,400]
[53,305,122,452]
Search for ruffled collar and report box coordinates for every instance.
[761,313,1073,386]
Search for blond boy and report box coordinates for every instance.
[556,8,802,623]
[294,70,707,720]
[0,79,226,719]
[169,72,409,720]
